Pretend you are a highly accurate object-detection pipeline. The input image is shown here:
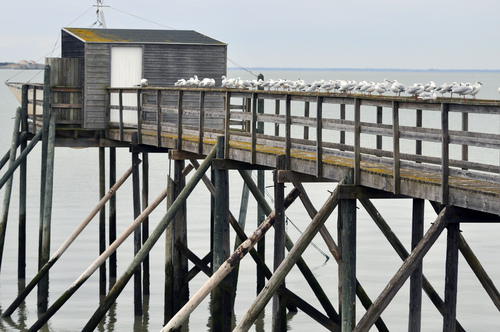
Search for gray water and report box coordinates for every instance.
[0,68,500,331]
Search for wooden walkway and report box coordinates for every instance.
[105,87,500,216]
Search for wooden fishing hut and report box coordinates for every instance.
[3,27,500,331]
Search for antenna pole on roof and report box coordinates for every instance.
[95,0,108,28]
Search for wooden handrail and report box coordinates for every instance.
[106,87,500,193]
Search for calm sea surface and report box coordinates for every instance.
[0,68,500,331]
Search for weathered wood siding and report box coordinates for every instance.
[83,43,111,129]
[143,44,227,110]
[61,38,226,130]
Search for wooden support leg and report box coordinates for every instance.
[99,147,106,296]
[132,148,142,316]
[444,222,460,331]
[409,198,424,331]
[18,103,28,280]
[38,110,56,315]
[212,136,232,331]
[142,152,150,296]
[173,159,189,314]
[0,107,21,271]
[257,168,266,294]
[109,147,117,287]
[164,175,175,324]
[273,155,287,331]
[340,171,356,332]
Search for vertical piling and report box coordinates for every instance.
[409,199,424,331]
[38,109,56,315]
[444,222,460,331]
[164,175,175,324]
[99,147,106,296]
[0,107,21,270]
[211,136,232,331]
[172,155,189,314]
[256,77,266,295]
[340,169,356,332]
[132,144,142,316]
[273,155,287,331]
[19,91,28,280]
[109,147,117,286]
[142,152,150,295]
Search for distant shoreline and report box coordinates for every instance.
[228,67,500,73]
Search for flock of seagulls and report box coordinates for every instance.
[171,76,488,100]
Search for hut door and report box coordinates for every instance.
[110,46,143,125]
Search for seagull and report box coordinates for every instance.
[186,75,200,87]
[261,79,275,91]
[390,80,406,96]
[423,81,436,92]
[360,81,376,95]
[222,77,237,88]
[374,82,388,95]
[199,77,215,89]
[339,80,357,94]
[134,78,149,87]
[470,81,483,98]
[320,80,337,94]
[405,83,424,99]
[451,83,474,99]
[418,90,437,101]
[174,78,187,87]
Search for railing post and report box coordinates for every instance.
[441,103,449,205]
[340,103,346,147]
[354,99,361,185]
[392,101,400,194]
[316,96,323,177]
[285,94,291,170]
[224,91,231,159]
[198,90,205,154]
[33,86,37,135]
[461,112,468,169]
[304,101,310,140]
[376,106,383,151]
[119,89,124,141]
[137,89,142,144]
[251,92,257,164]
[156,90,162,147]
[177,90,183,150]
[416,109,422,156]
[275,99,280,137]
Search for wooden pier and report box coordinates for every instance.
[2,64,500,331]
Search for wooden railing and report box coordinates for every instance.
[12,82,83,130]
[107,87,500,200]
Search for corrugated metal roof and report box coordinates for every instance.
[63,28,225,45]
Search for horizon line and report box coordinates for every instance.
[228,67,500,72]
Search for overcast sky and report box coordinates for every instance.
[1,0,499,70]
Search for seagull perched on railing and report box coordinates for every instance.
[452,83,474,99]
[470,81,483,98]
[390,80,406,96]
[418,90,437,100]
[405,83,425,99]
[374,82,388,95]
[134,78,148,87]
